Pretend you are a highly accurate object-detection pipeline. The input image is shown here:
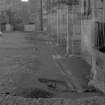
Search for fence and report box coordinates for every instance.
[46,0,82,56]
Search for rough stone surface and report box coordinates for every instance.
[0,95,104,105]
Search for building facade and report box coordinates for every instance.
[45,0,105,93]
[74,0,105,93]
[82,0,105,93]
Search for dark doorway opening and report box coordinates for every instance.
[95,22,105,52]
[1,23,6,32]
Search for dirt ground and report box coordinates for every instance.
[0,32,104,100]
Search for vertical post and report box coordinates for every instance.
[66,6,69,55]
[59,5,61,45]
[81,0,83,56]
[47,0,49,34]
[40,0,43,31]
[102,0,105,46]
[91,0,96,80]
[0,11,2,32]
[57,3,59,45]
[0,22,1,32]
[50,0,52,36]
[71,3,74,55]
[0,11,1,32]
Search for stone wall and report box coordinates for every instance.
[94,0,105,22]
[81,0,105,93]
[94,50,105,92]
[81,19,95,65]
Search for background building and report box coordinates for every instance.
[0,0,41,31]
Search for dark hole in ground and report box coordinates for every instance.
[26,88,54,98]
[12,88,54,98]
[0,92,10,96]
